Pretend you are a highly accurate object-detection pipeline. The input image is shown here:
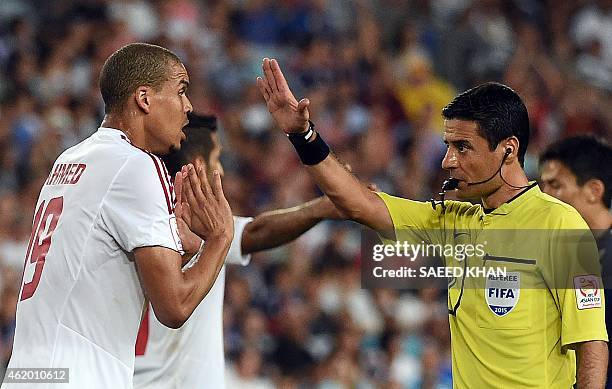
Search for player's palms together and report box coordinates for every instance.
[257,58,310,134]
[175,160,233,250]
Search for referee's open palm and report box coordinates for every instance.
[257,58,310,134]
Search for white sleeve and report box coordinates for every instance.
[226,216,253,266]
[181,216,253,271]
[100,154,181,253]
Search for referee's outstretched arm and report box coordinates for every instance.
[257,58,393,233]
[576,340,608,389]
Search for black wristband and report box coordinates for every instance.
[287,122,330,165]
[293,133,330,165]
[286,120,316,146]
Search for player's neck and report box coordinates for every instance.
[481,167,530,209]
[101,112,146,148]
[583,206,612,234]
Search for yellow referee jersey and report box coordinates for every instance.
[377,184,607,388]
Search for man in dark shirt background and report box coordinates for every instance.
[540,135,612,387]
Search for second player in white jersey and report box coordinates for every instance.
[133,216,252,389]
[131,113,344,389]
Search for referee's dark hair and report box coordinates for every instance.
[540,135,612,208]
[162,113,217,176]
[442,82,530,167]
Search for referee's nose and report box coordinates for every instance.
[184,95,193,114]
[441,148,458,171]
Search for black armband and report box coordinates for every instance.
[287,121,330,165]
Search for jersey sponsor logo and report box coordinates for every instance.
[574,275,602,310]
[485,271,520,317]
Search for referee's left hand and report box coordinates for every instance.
[257,58,310,134]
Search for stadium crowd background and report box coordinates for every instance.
[0,0,610,387]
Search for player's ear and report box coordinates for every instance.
[135,86,152,114]
[583,178,605,205]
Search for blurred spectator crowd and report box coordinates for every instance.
[0,0,610,387]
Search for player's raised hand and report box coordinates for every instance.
[182,159,234,243]
[257,58,310,134]
[174,169,201,254]
[174,168,189,226]
[175,165,195,229]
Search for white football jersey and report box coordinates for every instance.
[133,216,252,389]
[3,127,181,388]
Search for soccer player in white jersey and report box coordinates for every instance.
[2,44,234,388]
[133,114,344,389]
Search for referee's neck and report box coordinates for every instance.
[481,169,530,209]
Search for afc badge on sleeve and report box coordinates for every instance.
[574,275,602,310]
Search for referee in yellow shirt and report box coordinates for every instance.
[257,58,608,388]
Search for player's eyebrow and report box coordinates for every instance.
[179,79,189,88]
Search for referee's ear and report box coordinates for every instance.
[501,137,520,164]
